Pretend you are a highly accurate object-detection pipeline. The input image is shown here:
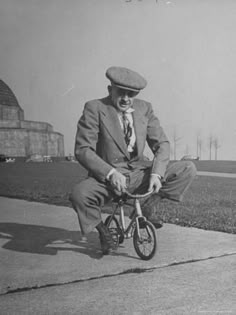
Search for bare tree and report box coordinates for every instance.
[172,128,182,160]
[196,134,203,160]
[208,135,214,160]
[213,137,220,160]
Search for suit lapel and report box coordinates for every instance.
[101,100,130,158]
[133,103,147,156]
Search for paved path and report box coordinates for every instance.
[1,255,235,315]
[0,196,235,314]
[197,171,236,178]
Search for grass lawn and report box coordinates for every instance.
[0,161,235,234]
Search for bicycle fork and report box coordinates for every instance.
[134,199,147,239]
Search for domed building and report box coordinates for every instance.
[0,80,64,157]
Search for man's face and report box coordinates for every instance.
[110,85,138,112]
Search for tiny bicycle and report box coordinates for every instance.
[104,189,157,260]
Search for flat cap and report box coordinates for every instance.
[106,66,147,92]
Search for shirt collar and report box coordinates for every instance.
[117,107,135,115]
[126,108,135,113]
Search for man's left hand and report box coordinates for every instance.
[148,174,162,193]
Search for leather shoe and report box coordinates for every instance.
[97,223,116,255]
[139,216,163,229]
[147,218,163,229]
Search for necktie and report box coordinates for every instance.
[122,112,132,146]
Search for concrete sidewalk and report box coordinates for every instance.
[197,171,236,178]
[0,196,235,296]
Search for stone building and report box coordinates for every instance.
[0,79,64,157]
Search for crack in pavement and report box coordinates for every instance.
[2,252,236,296]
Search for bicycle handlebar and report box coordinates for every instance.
[124,189,154,199]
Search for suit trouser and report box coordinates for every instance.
[70,161,196,235]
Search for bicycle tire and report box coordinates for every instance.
[104,215,124,245]
[133,220,157,260]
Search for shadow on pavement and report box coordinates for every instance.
[0,222,103,259]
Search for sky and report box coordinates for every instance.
[0,0,236,160]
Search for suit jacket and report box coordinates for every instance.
[74,96,170,182]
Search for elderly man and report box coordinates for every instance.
[70,66,196,255]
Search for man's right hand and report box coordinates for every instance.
[109,170,127,193]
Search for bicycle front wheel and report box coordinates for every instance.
[133,221,157,260]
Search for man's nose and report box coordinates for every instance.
[122,93,129,101]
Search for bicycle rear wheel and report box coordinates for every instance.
[104,215,124,246]
[133,220,157,260]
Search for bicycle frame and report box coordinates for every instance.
[108,190,152,240]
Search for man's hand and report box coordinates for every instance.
[148,174,162,193]
[109,170,127,194]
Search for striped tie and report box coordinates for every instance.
[122,112,132,146]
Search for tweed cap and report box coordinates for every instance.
[106,66,147,92]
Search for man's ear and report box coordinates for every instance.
[107,85,112,95]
